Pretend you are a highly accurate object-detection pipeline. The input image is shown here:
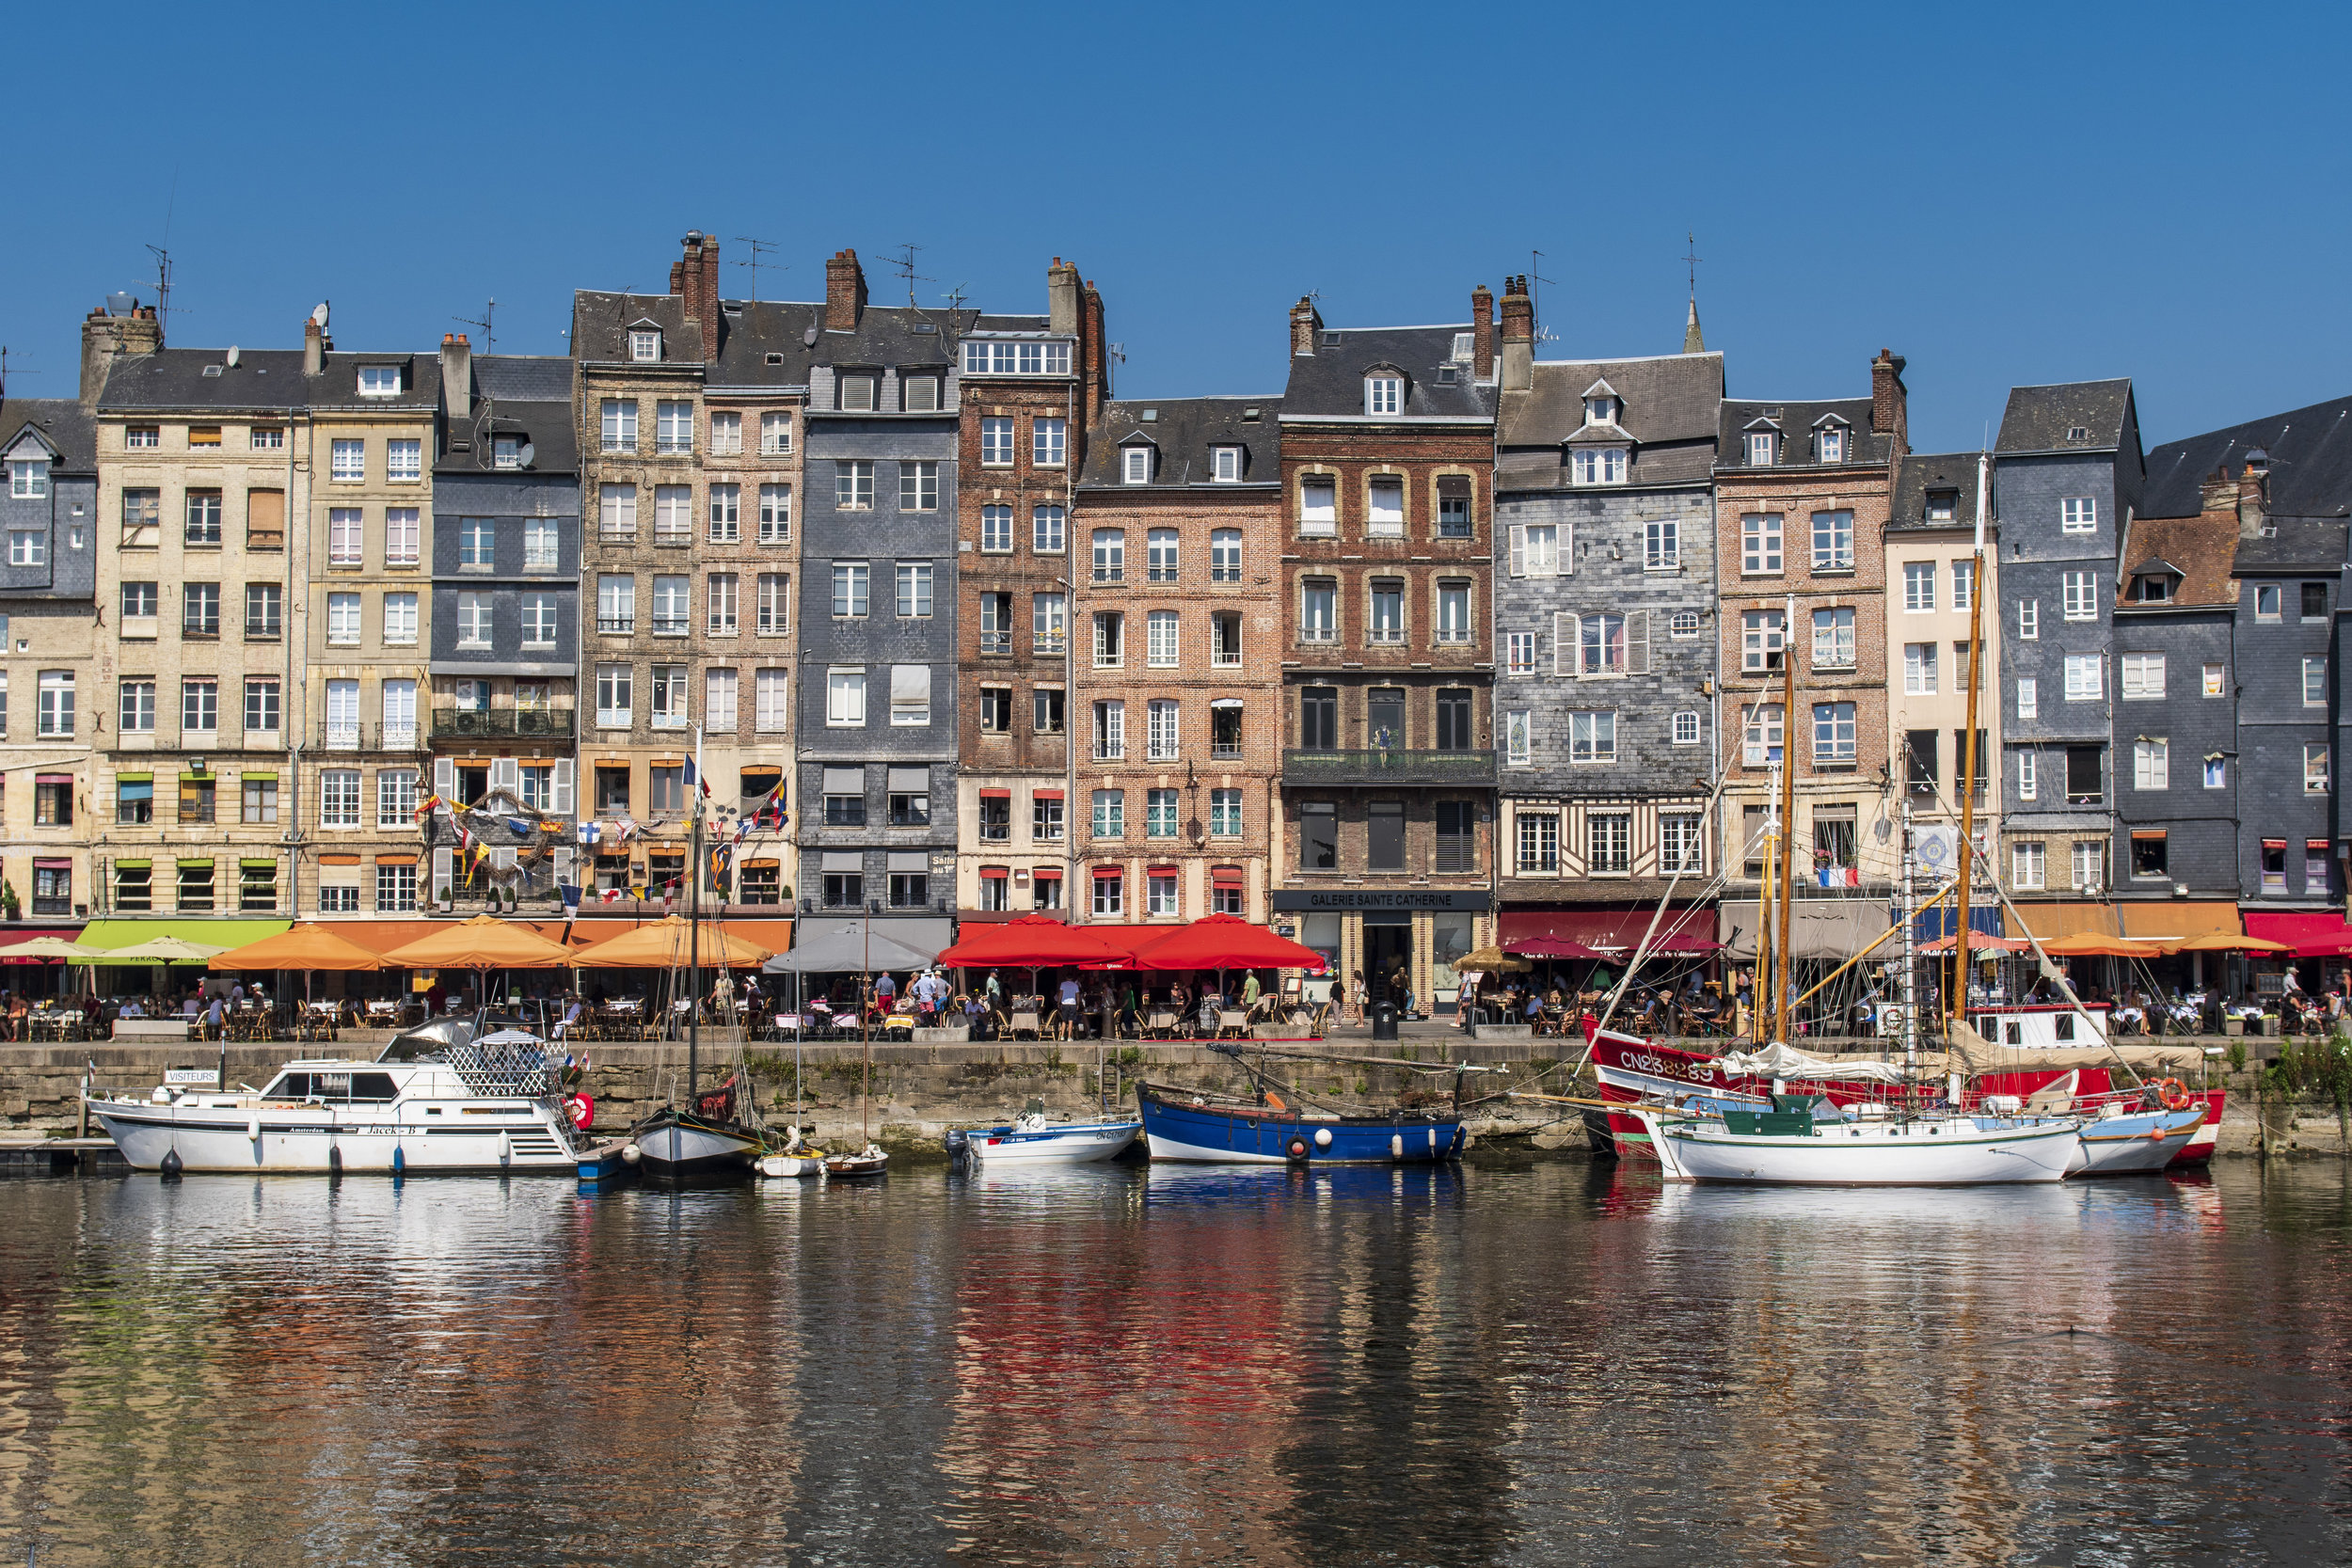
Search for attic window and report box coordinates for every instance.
[1818,427,1846,463]
[1438,365,1458,384]
[910,323,937,335]
[1322,332,1344,347]
[1452,331,1474,362]
[1364,375,1403,416]
[901,374,941,413]
[1122,446,1152,484]
[2134,575,2173,604]
[837,374,876,412]
[1242,407,1261,421]
[200,365,223,378]
[765,352,785,366]
[1212,446,1243,483]
[1584,396,1616,425]
[1745,431,1776,466]
[493,436,524,470]
[1139,408,1157,422]
[1926,489,1958,521]
[2068,425,2090,441]
[629,330,661,363]
[357,366,402,397]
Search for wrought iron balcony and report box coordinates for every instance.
[314,722,426,753]
[431,708,577,739]
[1280,748,1496,787]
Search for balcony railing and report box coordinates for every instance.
[1211,742,1244,761]
[1281,748,1496,787]
[597,615,635,634]
[980,631,1011,656]
[315,722,425,753]
[431,708,577,738]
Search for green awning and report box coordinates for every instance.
[177,858,216,867]
[116,771,153,784]
[78,917,292,956]
[240,858,279,869]
[112,859,151,869]
[242,772,279,783]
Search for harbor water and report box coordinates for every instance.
[2,1161,2346,1566]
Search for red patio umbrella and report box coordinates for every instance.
[1129,913,1327,973]
[1506,936,1608,961]
[934,913,1134,968]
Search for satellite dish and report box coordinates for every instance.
[310,302,330,327]
[225,345,240,368]
[802,325,818,347]
[516,443,535,468]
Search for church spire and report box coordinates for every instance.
[1681,230,1706,353]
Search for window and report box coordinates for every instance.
[652,401,693,455]
[1816,426,1846,464]
[2307,657,2328,706]
[176,862,215,912]
[1299,476,1336,535]
[232,583,279,644]
[757,484,792,544]
[1741,703,1783,767]
[2204,754,2227,789]
[1668,610,1700,641]
[8,459,48,499]
[962,340,1073,375]
[1033,504,1066,553]
[119,679,155,733]
[2017,751,2038,799]
[2065,745,2103,805]
[375,769,419,829]
[2056,570,2098,622]
[978,418,1019,467]
[889,783,930,829]
[821,771,866,827]
[760,412,792,454]
[2016,677,2038,719]
[453,592,490,648]
[2308,744,2331,795]
[889,664,931,725]
[649,766,686,813]
[2134,738,2169,790]
[185,581,221,639]
[1145,528,1180,583]
[1033,793,1064,840]
[1093,699,1125,760]
[978,686,1011,734]
[1034,687,1065,734]
[2072,840,2106,892]
[1148,610,1180,667]
[1813,702,1857,764]
[1514,522,1560,577]
[1740,610,1785,673]
[1517,811,1560,874]
[508,516,557,574]
[387,439,421,483]
[1365,375,1402,415]
[1661,813,1703,874]
[452,516,501,570]
[1437,476,1472,538]
[895,562,933,619]
[1034,418,1067,467]
[2012,841,2046,890]
[1577,612,1629,674]
[1506,631,1537,675]
[1091,529,1125,582]
[117,777,153,826]
[1033,592,1066,654]
[2303,580,2331,620]
[700,483,741,543]
[1144,786,1180,841]
[1147,698,1181,760]
[832,562,869,618]
[827,669,866,725]
[116,579,160,626]
[1569,710,1616,763]
[518,594,554,647]
[1504,709,1531,766]
[596,574,637,635]
[1368,477,1405,537]
[1299,801,1338,869]
[1211,788,1243,837]
[708,411,741,454]
[2060,497,2097,533]
[1199,528,1242,586]
[696,572,736,636]
[2011,597,2037,643]
[1809,510,1853,571]
[1809,606,1854,670]
[1740,514,1782,574]
[8,529,44,566]
[1300,687,1338,752]
[2312,840,2334,895]
[1439,691,1480,756]
[1120,445,1152,484]
[2262,840,2288,895]
[1092,788,1125,838]
[1300,578,1337,641]
[1589,812,1632,874]
[822,868,864,909]
[627,328,661,363]
[979,505,1012,553]
[1645,517,1679,570]
[1900,562,1938,614]
[373,863,418,913]
[1369,579,1405,643]
[596,663,632,726]
[1093,611,1124,668]
[2253,582,2283,622]
[1903,641,1939,695]
[1745,431,1776,466]
[327,439,364,483]
[178,676,217,733]
[650,664,690,730]
[599,483,637,539]
[1197,442,1240,484]
[755,668,790,733]
[1571,448,1628,484]
[1437,579,1471,643]
[320,769,360,829]
[1671,709,1701,747]
[897,460,939,512]
[834,460,875,509]
[2063,656,2101,702]
[652,485,692,546]
[1089,868,1124,916]
[1951,559,1975,611]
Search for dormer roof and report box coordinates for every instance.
[1581,377,1618,402]
[1812,410,1851,429]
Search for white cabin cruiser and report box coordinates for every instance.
[86,1017,581,1175]
[961,1111,1141,1166]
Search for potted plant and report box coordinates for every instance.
[0,879,19,919]
[437,885,453,911]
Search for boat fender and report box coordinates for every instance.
[499,1131,513,1168]
[1391,1132,1405,1162]
[246,1117,262,1142]
[1285,1135,1311,1163]
[391,1145,406,1178]
[2155,1078,2192,1112]
[1312,1127,1332,1148]
[327,1144,343,1178]
[620,1143,643,1165]
[159,1148,183,1181]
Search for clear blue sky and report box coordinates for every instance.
[5,0,2346,455]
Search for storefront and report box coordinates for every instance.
[1268,890,1491,1014]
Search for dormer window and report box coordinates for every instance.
[1364,374,1403,416]
[1817,426,1846,463]
[1122,445,1153,484]
[493,436,524,470]
[1584,396,1617,425]
[8,460,48,499]
[357,365,402,398]
[1745,431,1777,466]
[1211,446,1243,483]
[1925,489,1959,522]
[2134,576,2173,604]
[1451,331,1474,362]
[1571,449,1628,485]
[837,374,876,412]
[629,329,661,363]
[901,374,941,413]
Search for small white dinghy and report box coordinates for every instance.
[963,1111,1141,1166]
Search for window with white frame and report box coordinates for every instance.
[1742,703,1783,766]
[1569,710,1616,762]
[708,483,740,542]
[1300,578,1336,641]
[835,460,874,510]
[2305,656,2328,706]
[1589,812,1632,874]
[1299,476,1336,535]
[827,668,866,725]
[598,483,637,538]
[899,460,938,511]
[599,400,637,453]
[457,517,494,567]
[1146,529,1179,583]
[651,575,690,634]
[2012,841,2045,889]
[320,769,361,828]
[895,562,932,618]
[387,439,421,483]
[1903,641,1939,695]
[1505,709,1531,766]
[1813,702,1857,763]
[707,410,741,454]
[1661,812,1703,873]
[2017,676,2038,718]
[1904,562,1936,611]
[980,504,1011,553]
[1033,592,1065,653]
[2072,839,2105,891]
[2203,754,2226,789]
[330,439,364,483]
[327,509,363,567]
[376,769,418,829]
[629,329,660,362]
[596,663,632,726]
[707,572,739,634]
[654,486,692,544]
[8,459,48,499]
[326,592,361,645]
[758,483,791,543]
[1147,610,1179,668]
[2063,656,2101,701]
[654,402,692,453]
[2062,570,2097,620]
[384,592,418,645]
[1516,811,1559,874]
[596,574,635,633]
[962,340,1073,375]
[2121,653,2165,699]
[2255,583,2281,621]
[1147,698,1180,760]
[1952,559,1974,610]
[1032,504,1066,553]
[2017,598,2038,640]
[1364,375,1402,415]
[1745,431,1775,465]
[1211,445,1243,483]
[357,365,401,398]
[1121,445,1152,483]
[2060,497,2097,532]
[1515,522,1560,577]
[455,592,491,647]
[1437,580,1471,643]
[648,664,688,732]
[757,573,789,635]
[1367,477,1405,537]
[1741,513,1782,574]
[755,668,789,732]
[1817,426,1846,463]
[2308,744,2331,794]
[890,665,931,725]
[519,594,554,647]
[832,562,868,618]
[1812,510,1854,570]
[759,412,791,454]
[2017,750,2038,799]
[1645,517,1678,569]
[1507,630,1536,675]
[1740,610,1785,673]
[2202,662,2225,698]
[2134,737,2169,790]
[1033,418,1067,467]
[1670,610,1700,639]
[522,517,558,570]
[1673,710,1701,746]
[1093,700,1125,760]
[1812,606,1854,669]
[1572,448,1628,484]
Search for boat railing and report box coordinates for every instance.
[441,1040,564,1099]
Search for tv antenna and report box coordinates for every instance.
[732,236,783,302]
[454,298,496,356]
[1684,230,1704,300]
[1530,248,1558,343]
[888,243,931,306]
[145,245,175,338]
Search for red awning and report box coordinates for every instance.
[1034,789,1065,800]
[979,788,1010,799]
[1091,865,1123,879]
[1500,906,1718,951]
[0,924,83,964]
[1211,867,1244,887]
[2242,911,2352,957]
[978,866,1009,879]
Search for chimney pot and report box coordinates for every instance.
[1498,276,1534,393]
[825,248,867,332]
[1289,296,1323,357]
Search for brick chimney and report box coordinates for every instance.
[442,333,471,421]
[1498,275,1534,393]
[1048,257,1081,338]
[674,230,721,343]
[1289,296,1322,356]
[81,298,161,409]
[1470,283,1494,383]
[2237,450,2271,539]
[1870,348,1908,451]
[1082,278,1108,427]
[825,249,866,332]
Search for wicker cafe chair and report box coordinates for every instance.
[1216,1009,1251,1041]
[1010,1008,1041,1040]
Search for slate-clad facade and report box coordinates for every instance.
[1493,307,1723,942]
[1885,452,1997,904]
[795,251,965,927]
[1993,380,2141,907]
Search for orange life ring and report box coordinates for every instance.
[2154,1078,2192,1112]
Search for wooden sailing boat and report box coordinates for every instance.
[822,906,890,1179]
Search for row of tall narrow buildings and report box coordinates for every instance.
[0,232,2343,1002]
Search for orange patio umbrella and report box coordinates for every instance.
[208,924,389,972]
[380,913,578,970]
[573,915,772,969]
[2167,930,2291,954]
[2034,932,2163,958]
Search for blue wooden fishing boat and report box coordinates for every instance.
[1136,1080,1464,1164]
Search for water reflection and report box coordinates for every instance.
[0,1163,2344,1566]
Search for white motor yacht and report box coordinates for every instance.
[87,1018,581,1175]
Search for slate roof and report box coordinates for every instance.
[709,299,821,388]
[309,351,440,412]
[474,355,573,403]
[98,348,310,410]
[0,399,95,470]
[2142,392,2352,523]
[1077,397,1282,488]
[2115,515,2237,608]
[1716,397,1893,470]
[1994,379,2134,454]
[815,304,995,374]
[1497,352,1722,491]
[1281,325,1493,421]
[1888,451,1989,531]
[438,356,577,477]
[572,292,703,364]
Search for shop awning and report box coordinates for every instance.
[1723,902,1893,961]
[2116,902,2245,950]
[0,925,84,964]
[77,918,292,959]
[1500,905,1719,951]
[2242,911,2352,957]
[764,916,949,974]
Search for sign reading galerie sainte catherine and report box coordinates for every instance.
[1267,891,1493,912]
